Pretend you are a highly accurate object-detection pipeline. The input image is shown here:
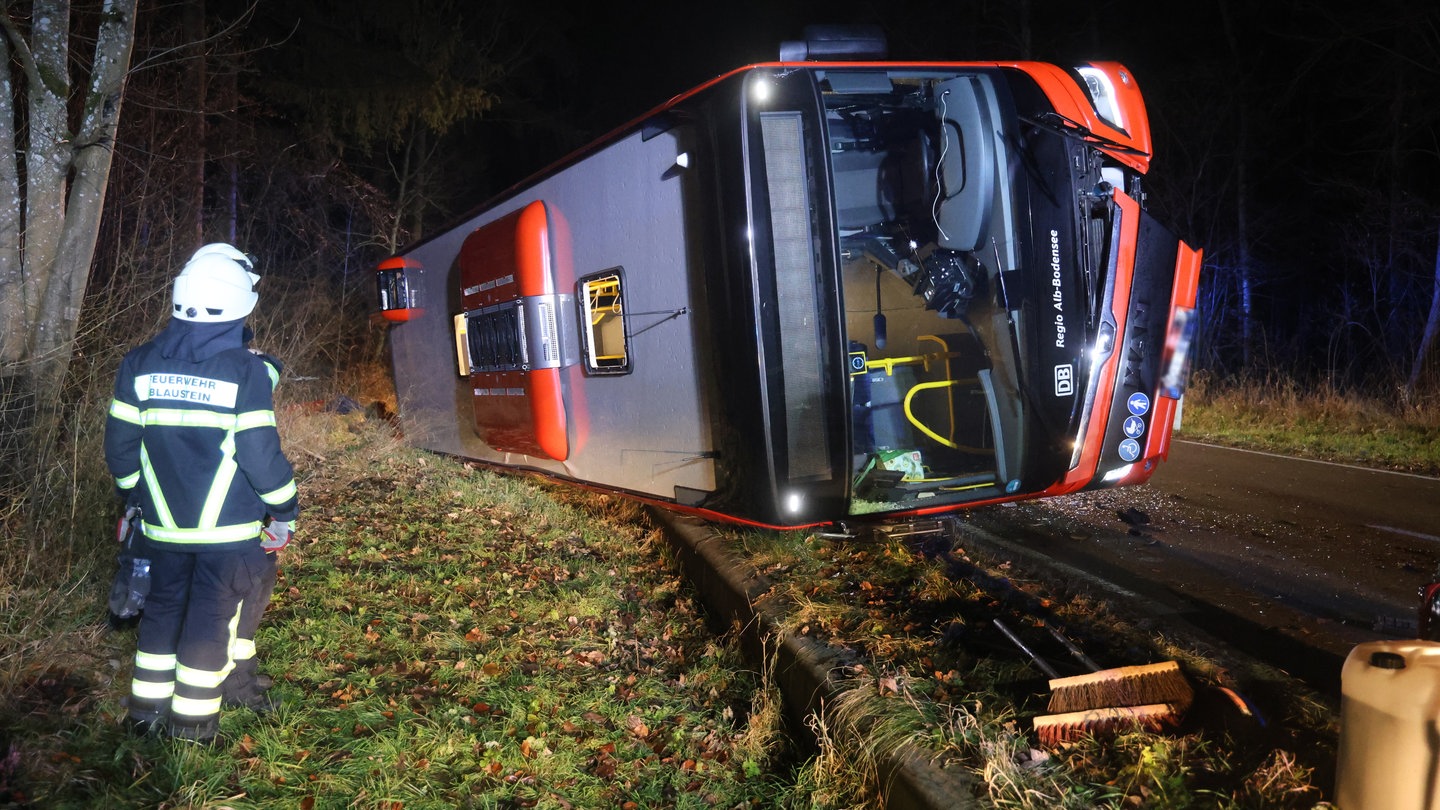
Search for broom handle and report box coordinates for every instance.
[993,619,1061,679]
[1045,622,1102,672]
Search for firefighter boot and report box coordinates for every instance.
[221,657,278,714]
[123,692,169,737]
[123,713,165,737]
[168,717,222,746]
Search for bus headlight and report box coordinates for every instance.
[1076,66,1125,132]
[1102,464,1133,483]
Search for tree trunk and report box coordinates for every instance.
[1219,0,1254,370]
[1406,222,1440,401]
[21,0,73,367]
[0,0,139,505]
[0,30,24,365]
[186,0,206,243]
[1383,40,1409,371]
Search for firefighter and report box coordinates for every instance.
[104,243,299,744]
[220,347,285,713]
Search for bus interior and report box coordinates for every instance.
[822,70,1033,515]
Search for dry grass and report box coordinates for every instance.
[792,700,887,810]
[1182,372,1440,475]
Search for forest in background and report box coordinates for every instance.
[2,0,1439,538]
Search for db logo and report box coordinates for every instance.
[1054,364,1074,396]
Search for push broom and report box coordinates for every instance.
[993,619,1193,746]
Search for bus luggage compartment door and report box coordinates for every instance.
[457,201,577,461]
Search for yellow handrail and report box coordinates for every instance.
[902,379,990,454]
[587,276,622,326]
[864,350,958,376]
[917,335,955,441]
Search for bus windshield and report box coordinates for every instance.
[823,68,1088,515]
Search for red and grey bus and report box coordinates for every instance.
[376,29,1202,529]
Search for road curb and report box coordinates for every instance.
[650,508,980,810]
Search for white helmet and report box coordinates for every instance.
[172,243,260,322]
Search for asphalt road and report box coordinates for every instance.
[963,440,1440,694]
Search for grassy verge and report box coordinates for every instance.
[0,409,839,809]
[1179,375,1440,476]
[4,370,1408,808]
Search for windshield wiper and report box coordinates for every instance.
[1021,111,1149,158]
[1079,183,1117,331]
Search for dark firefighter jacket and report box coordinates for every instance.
[104,318,298,549]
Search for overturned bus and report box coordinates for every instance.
[376,29,1202,529]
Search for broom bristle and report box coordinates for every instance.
[1033,703,1185,747]
[1046,661,1193,714]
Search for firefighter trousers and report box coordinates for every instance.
[128,540,271,739]
[221,549,278,707]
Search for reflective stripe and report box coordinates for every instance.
[144,521,262,544]
[260,480,298,506]
[171,600,240,692]
[138,443,178,529]
[171,694,222,717]
[176,663,228,690]
[131,678,175,700]
[227,602,241,671]
[139,408,239,430]
[109,399,142,424]
[234,410,277,430]
[231,638,257,661]
[135,407,275,432]
[264,363,280,390]
[226,601,242,674]
[199,428,240,529]
[135,650,177,671]
[115,471,140,489]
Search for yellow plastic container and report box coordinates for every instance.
[1336,640,1440,810]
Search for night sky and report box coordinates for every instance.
[549,0,1231,136]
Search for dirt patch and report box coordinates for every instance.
[12,667,97,720]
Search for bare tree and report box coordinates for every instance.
[0,0,139,492]
[1217,0,1257,370]
[250,0,509,250]
[1408,223,1440,400]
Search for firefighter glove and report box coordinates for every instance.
[116,505,141,545]
[261,520,292,552]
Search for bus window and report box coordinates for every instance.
[579,270,630,374]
